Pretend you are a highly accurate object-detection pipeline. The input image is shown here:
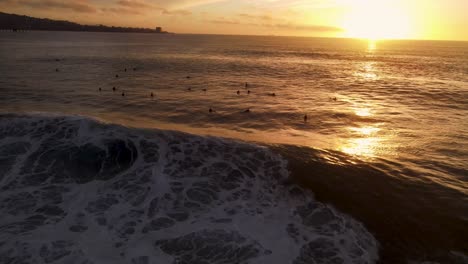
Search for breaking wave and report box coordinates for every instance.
[0,113,378,264]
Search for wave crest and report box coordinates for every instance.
[0,113,378,264]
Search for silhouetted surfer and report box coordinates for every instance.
[304,114,308,122]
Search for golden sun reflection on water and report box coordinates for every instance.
[355,61,379,80]
[355,41,379,80]
[354,107,372,117]
[367,40,377,52]
[341,137,381,158]
[349,126,380,135]
[341,125,382,158]
[338,102,393,159]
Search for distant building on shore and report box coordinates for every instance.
[155,27,162,33]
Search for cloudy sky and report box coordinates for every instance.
[1,0,467,40]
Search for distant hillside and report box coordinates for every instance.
[0,12,169,33]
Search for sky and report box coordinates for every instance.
[1,0,467,40]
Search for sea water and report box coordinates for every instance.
[0,32,467,263]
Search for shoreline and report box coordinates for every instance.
[0,12,171,34]
[0,29,173,34]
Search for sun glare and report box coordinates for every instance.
[354,107,372,117]
[342,0,412,40]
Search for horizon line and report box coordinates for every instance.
[1,11,467,42]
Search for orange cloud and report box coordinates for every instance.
[207,14,343,33]
[100,0,191,16]
[4,0,96,13]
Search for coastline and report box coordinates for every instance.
[0,29,173,34]
[0,12,171,34]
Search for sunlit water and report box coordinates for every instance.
[0,32,467,263]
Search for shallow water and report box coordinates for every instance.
[0,31,467,263]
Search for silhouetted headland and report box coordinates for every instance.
[0,12,171,34]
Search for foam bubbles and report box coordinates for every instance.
[0,113,379,263]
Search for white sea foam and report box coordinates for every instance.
[0,113,379,264]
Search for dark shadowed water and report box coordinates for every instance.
[0,31,467,263]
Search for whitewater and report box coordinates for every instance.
[0,114,378,264]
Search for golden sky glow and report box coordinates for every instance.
[341,0,413,39]
[1,0,467,40]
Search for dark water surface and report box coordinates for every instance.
[0,32,467,263]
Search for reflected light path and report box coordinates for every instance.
[367,40,377,52]
[342,122,382,158]
[341,137,381,158]
[354,107,372,117]
[338,100,396,159]
[349,126,380,136]
[352,40,379,80]
[354,61,379,80]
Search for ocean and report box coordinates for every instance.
[0,31,467,263]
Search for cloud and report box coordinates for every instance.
[145,0,224,9]
[161,9,191,15]
[206,8,343,33]
[208,19,240,25]
[238,13,273,21]
[5,0,97,13]
[0,0,343,33]
[98,0,191,16]
[244,0,341,9]
[207,17,343,32]
[99,0,149,14]
[117,0,152,9]
[100,7,142,15]
[270,23,343,32]
[0,0,194,16]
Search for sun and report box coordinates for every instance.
[342,0,412,40]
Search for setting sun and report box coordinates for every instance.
[0,0,467,263]
[342,0,413,39]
